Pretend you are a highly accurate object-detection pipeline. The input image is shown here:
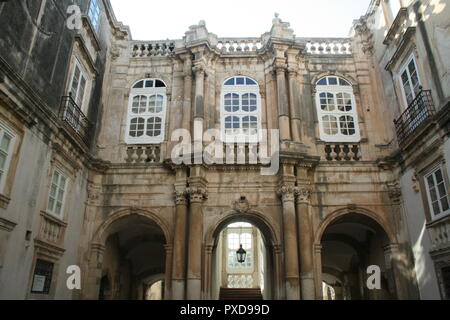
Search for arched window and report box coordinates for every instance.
[221,77,261,143]
[315,76,360,142]
[126,79,167,144]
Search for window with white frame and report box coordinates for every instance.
[315,76,361,142]
[424,165,450,220]
[47,169,68,218]
[399,54,422,107]
[69,60,89,112]
[125,79,167,144]
[0,125,15,194]
[88,0,101,32]
[221,77,261,143]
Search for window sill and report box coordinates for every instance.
[0,193,11,209]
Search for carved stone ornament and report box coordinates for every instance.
[233,198,251,214]
[186,187,208,203]
[277,185,299,202]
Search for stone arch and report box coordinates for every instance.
[204,208,282,300]
[127,74,172,92]
[314,206,395,245]
[311,71,358,87]
[92,207,172,246]
[83,208,172,300]
[205,209,280,247]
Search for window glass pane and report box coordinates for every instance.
[145,80,154,88]
[77,76,86,107]
[322,116,338,135]
[129,118,145,137]
[0,153,6,169]
[328,77,338,85]
[132,95,147,113]
[133,80,144,89]
[441,197,449,212]
[430,187,438,202]
[0,134,11,152]
[155,80,166,88]
[320,92,335,111]
[71,66,80,95]
[337,93,352,111]
[339,78,350,86]
[340,116,355,135]
[317,78,327,85]
[236,77,245,85]
[435,169,443,184]
[225,78,235,86]
[246,78,256,85]
[432,201,440,216]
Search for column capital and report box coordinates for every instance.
[174,189,188,205]
[314,243,322,254]
[295,188,312,204]
[277,185,299,203]
[164,244,174,253]
[192,63,206,75]
[187,186,208,203]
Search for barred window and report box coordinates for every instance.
[316,76,360,142]
[126,79,167,144]
[31,259,54,295]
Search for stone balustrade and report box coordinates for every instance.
[38,212,67,246]
[125,145,161,163]
[428,216,450,251]
[303,38,352,55]
[204,143,261,164]
[131,41,177,57]
[324,144,361,161]
[216,38,263,53]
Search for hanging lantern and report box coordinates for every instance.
[236,244,247,263]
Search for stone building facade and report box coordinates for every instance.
[0,0,448,300]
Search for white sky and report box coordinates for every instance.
[110,0,372,40]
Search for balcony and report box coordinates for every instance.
[394,90,435,147]
[60,95,91,146]
[428,215,450,252]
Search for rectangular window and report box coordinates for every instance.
[31,259,54,295]
[399,54,421,107]
[0,125,15,193]
[424,165,450,220]
[70,62,88,111]
[88,0,101,32]
[47,169,68,218]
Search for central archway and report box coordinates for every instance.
[204,211,281,300]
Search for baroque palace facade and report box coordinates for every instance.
[0,0,449,300]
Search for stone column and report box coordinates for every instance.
[83,243,105,300]
[278,185,300,300]
[296,187,315,300]
[383,243,408,300]
[171,189,188,300]
[275,65,291,142]
[288,69,301,142]
[314,244,323,300]
[186,186,208,300]
[193,65,205,163]
[181,54,193,132]
[164,244,173,300]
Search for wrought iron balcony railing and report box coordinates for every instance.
[394,90,435,147]
[60,95,91,146]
